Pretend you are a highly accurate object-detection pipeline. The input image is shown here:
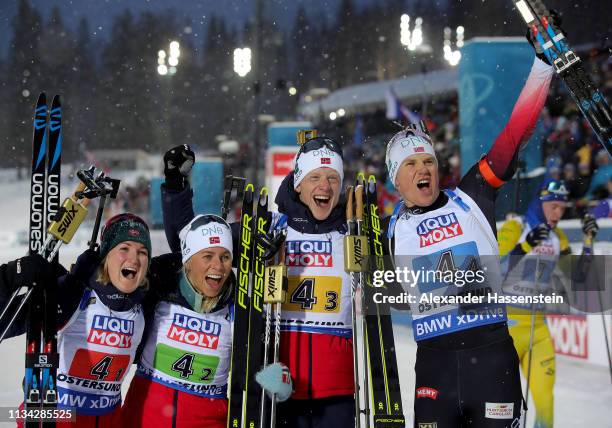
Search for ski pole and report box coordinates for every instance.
[263,242,288,428]
[0,169,112,343]
[588,234,612,384]
[355,178,371,428]
[523,255,543,428]
[344,185,370,428]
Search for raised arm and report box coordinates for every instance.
[478,57,554,186]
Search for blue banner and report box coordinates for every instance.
[459,39,541,176]
[268,121,312,147]
[191,159,223,215]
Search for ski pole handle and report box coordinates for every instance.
[346,185,354,222]
[355,185,364,222]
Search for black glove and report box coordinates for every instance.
[581,214,598,239]
[70,249,101,282]
[526,9,564,66]
[256,231,287,261]
[4,254,53,290]
[164,144,195,191]
[525,223,550,248]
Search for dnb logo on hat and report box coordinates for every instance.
[321,158,331,165]
[209,236,220,244]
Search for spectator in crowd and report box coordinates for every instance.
[587,149,612,198]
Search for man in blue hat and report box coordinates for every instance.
[498,179,598,428]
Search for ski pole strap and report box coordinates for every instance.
[444,189,470,212]
[387,200,404,240]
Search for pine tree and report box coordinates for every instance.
[4,0,44,168]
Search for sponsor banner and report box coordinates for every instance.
[286,240,333,267]
[416,213,463,248]
[547,315,588,359]
[167,313,222,349]
[56,386,121,415]
[273,152,295,176]
[87,315,135,349]
[413,305,506,340]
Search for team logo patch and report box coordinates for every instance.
[128,229,140,237]
[485,402,514,419]
[416,386,438,400]
[286,240,332,267]
[321,157,331,165]
[209,236,220,244]
[167,313,221,349]
[87,315,134,348]
[416,213,463,247]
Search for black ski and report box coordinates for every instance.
[41,95,62,426]
[244,188,269,428]
[362,175,405,427]
[228,184,255,428]
[24,93,49,427]
[512,0,612,157]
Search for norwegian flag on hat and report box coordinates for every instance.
[321,158,331,164]
[209,236,221,244]
[414,147,425,153]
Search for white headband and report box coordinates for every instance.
[179,215,233,264]
[293,148,344,188]
[386,130,437,188]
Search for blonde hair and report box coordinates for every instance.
[97,257,149,290]
[184,259,230,314]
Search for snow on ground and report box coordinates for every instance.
[0,175,610,427]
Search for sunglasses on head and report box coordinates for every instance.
[298,137,343,158]
[543,180,569,195]
[189,214,231,231]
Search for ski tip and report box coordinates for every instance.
[51,94,61,106]
[245,183,254,192]
[356,172,366,182]
[36,93,47,104]
[259,187,269,196]
[368,175,376,184]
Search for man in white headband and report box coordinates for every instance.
[385,46,555,427]
[293,137,344,221]
[385,125,438,208]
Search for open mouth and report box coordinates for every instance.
[313,195,331,208]
[205,273,223,288]
[416,179,430,190]
[121,267,138,280]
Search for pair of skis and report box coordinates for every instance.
[345,175,405,428]
[24,93,62,428]
[512,0,612,157]
[0,94,120,427]
[228,183,276,428]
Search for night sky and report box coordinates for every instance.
[0,0,379,60]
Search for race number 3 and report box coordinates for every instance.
[285,276,342,313]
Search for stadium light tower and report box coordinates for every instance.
[443,26,464,66]
[157,40,180,76]
[233,47,252,77]
[400,14,424,51]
